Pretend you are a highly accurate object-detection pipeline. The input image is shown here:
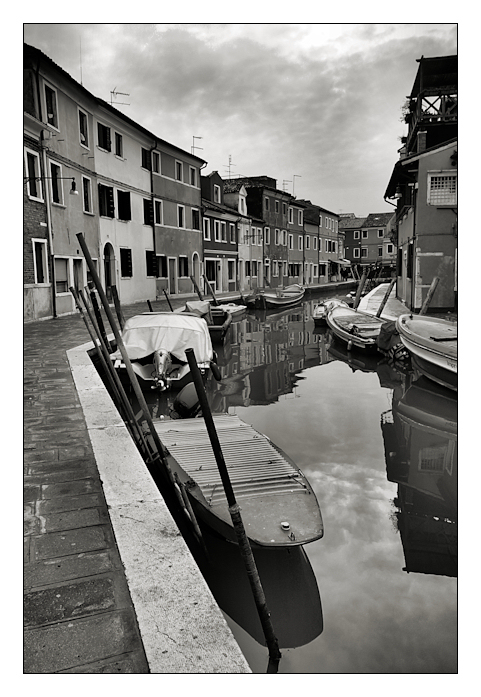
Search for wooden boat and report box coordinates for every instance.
[248,284,305,310]
[155,413,324,547]
[213,302,247,321]
[326,305,386,351]
[110,312,221,391]
[313,298,348,326]
[173,300,232,342]
[396,314,457,392]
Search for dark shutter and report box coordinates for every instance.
[141,148,151,170]
[406,243,413,279]
[118,190,131,220]
[397,248,402,276]
[120,248,133,277]
[143,199,154,225]
[146,251,158,277]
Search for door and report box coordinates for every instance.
[168,257,176,294]
[205,258,217,293]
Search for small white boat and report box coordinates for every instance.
[326,305,386,351]
[396,314,457,392]
[313,298,348,326]
[111,312,220,391]
[214,302,247,320]
[248,284,305,309]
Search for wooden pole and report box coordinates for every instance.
[87,282,109,348]
[163,289,173,312]
[185,347,281,664]
[147,299,154,312]
[204,277,220,306]
[376,277,396,318]
[111,284,125,329]
[353,269,368,309]
[190,275,204,301]
[419,276,440,315]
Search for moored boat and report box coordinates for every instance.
[214,302,247,321]
[248,284,305,309]
[313,298,348,326]
[110,312,221,391]
[326,305,386,351]
[154,413,324,547]
[396,314,457,392]
[173,299,233,342]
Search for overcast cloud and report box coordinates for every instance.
[24,23,457,216]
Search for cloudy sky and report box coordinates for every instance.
[24,24,457,216]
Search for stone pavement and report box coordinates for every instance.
[24,292,210,673]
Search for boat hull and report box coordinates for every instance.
[396,314,457,392]
[313,299,348,325]
[326,306,385,351]
[155,414,324,547]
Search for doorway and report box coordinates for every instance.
[103,243,115,302]
[168,257,176,294]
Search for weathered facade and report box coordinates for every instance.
[385,55,457,311]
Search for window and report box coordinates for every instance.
[221,222,227,242]
[192,208,200,230]
[120,248,133,277]
[154,200,163,225]
[362,230,368,239]
[45,84,58,129]
[275,200,279,213]
[79,110,89,148]
[50,162,63,205]
[152,152,160,174]
[146,251,158,277]
[230,224,236,243]
[32,239,48,284]
[354,248,360,259]
[264,227,270,244]
[325,239,329,252]
[204,218,211,241]
[275,229,280,245]
[298,210,303,226]
[283,261,288,276]
[313,264,318,278]
[264,197,269,211]
[298,236,303,251]
[288,207,293,224]
[115,132,123,158]
[387,243,394,254]
[117,190,131,221]
[257,228,262,245]
[354,230,360,239]
[175,160,183,182]
[98,184,115,217]
[282,230,287,246]
[190,167,196,186]
[313,237,318,251]
[25,149,43,201]
[82,176,92,213]
[282,202,287,215]
[228,260,235,281]
[427,173,457,205]
[333,241,337,254]
[55,258,69,293]
[158,255,168,278]
[272,261,279,277]
[213,184,221,203]
[143,199,153,225]
[177,205,185,228]
[378,229,384,238]
[325,217,328,228]
[245,261,251,277]
[98,123,111,151]
[378,247,383,257]
[141,148,151,170]
[319,264,326,276]
[361,247,368,258]
[306,236,310,250]
[178,256,188,277]
[288,234,294,250]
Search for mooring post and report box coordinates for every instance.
[419,276,440,315]
[353,269,368,309]
[185,347,281,666]
[163,289,174,312]
[190,275,204,301]
[376,277,396,318]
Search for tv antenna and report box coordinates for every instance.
[110,88,130,106]
[282,179,292,191]
[191,136,203,155]
[293,174,302,196]
[224,155,236,178]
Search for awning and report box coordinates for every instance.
[336,259,351,266]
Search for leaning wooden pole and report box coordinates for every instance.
[204,277,220,306]
[111,284,125,329]
[190,275,204,301]
[353,269,368,309]
[376,277,396,318]
[419,276,440,315]
[163,289,173,312]
[185,348,281,665]
[75,234,178,488]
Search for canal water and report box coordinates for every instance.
[122,294,457,674]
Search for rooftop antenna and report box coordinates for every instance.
[79,35,83,86]
[110,88,130,106]
[224,155,236,178]
[282,179,292,191]
[293,175,301,196]
[191,136,203,155]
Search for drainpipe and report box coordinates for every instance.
[34,56,57,318]
[149,140,157,297]
[410,184,418,311]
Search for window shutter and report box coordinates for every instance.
[143,199,154,226]
[118,190,131,220]
[107,186,115,218]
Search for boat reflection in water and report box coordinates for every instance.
[189,522,323,649]
[381,377,457,577]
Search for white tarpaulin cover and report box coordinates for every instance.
[111,312,213,363]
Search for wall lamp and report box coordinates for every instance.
[25,176,79,195]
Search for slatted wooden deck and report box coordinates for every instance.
[154,414,309,507]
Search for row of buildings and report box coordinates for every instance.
[24,42,354,322]
[24,43,457,322]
